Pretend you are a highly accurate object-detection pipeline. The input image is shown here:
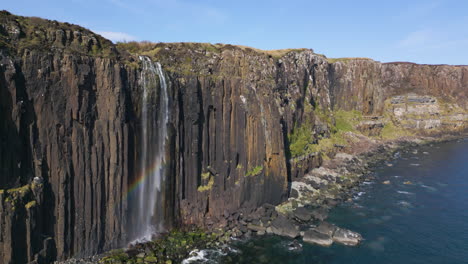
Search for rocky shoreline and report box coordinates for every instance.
[63,134,466,264]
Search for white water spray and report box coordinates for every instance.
[132,56,169,242]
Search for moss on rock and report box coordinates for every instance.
[245,165,263,177]
[197,177,214,192]
[100,229,218,264]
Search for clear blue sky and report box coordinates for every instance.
[4,0,468,65]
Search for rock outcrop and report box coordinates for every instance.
[0,11,467,263]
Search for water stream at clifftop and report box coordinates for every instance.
[193,139,468,264]
[130,56,169,242]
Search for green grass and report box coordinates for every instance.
[334,109,362,132]
[0,11,116,57]
[116,41,156,53]
[116,41,308,60]
[288,108,363,158]
[308,131,348,154]
[288,120,315,158]
[234,45,309,58]
[380,119,413,139]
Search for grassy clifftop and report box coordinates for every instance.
[117,41,310,58]
[0,10,117,57]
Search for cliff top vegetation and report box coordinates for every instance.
[116,41,311,59]
[327,57,373,63]
[0,10,117,57]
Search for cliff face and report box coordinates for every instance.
[0,11,135,262]
[330,59,468,114]
[0,11,467,263]
[152,45,318,227]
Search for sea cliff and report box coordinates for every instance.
[0,11,466,263]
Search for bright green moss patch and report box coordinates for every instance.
[288,120,315,158]
[314,106,333,125]
[201,172,210,180]
[25,200,37,209]
[197,177,214,192]
[1,184,38,211]
[245,165,263,177]
[6,184,31,195]
[288,108,364,158]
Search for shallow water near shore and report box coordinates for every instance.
[207,139,468,264]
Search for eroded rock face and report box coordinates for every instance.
[0,11,135,261]
[0,48,135,262]
[388,94,467,131]
[330,60,468,115]
[0,11,467,263]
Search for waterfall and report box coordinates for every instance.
[131,56,169,242]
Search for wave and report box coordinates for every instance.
[397,191,413,195]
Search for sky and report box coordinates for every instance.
[3,0,468,65]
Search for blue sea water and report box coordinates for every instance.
[221,139,468,264]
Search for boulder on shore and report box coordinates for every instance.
[293,207,313,222]
[313,222,337,237]
[270,216,300,238]
[302,230,333,247]
[332,228,362,246]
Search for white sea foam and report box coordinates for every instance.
[182,250,209,264]
[397,191,413,195]
[182,248,231,264]
[398,201,412,207]
[421,184,437,192]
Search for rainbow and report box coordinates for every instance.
[125,159,165,200]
